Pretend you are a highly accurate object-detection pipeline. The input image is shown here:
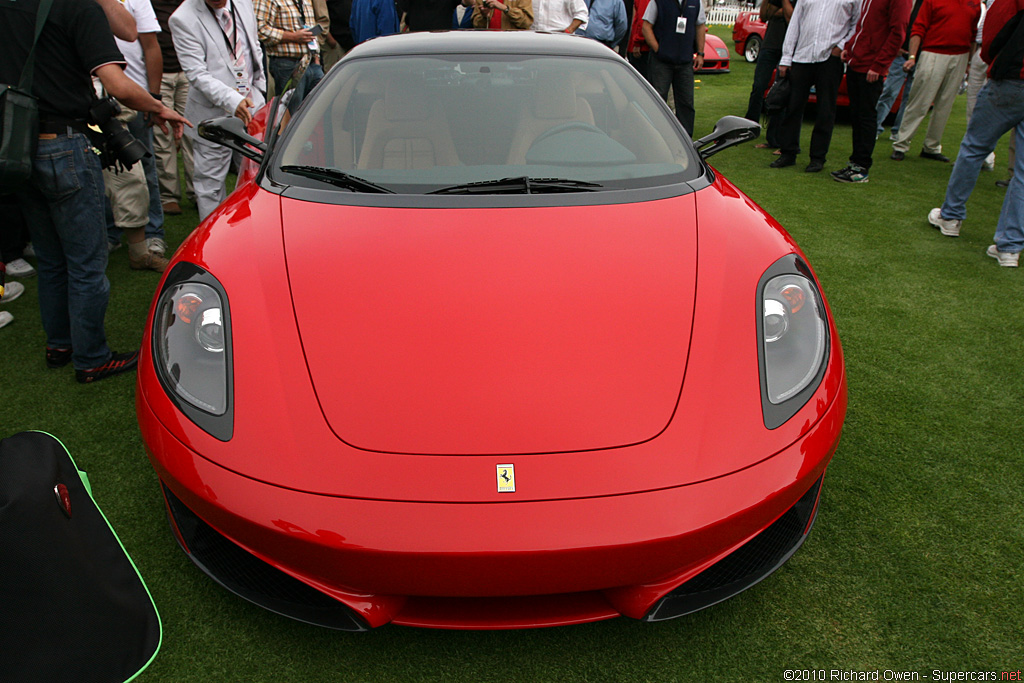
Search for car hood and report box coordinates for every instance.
[282,195,697,455]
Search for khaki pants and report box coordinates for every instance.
[153,71,194,205]
[893,50,969,155]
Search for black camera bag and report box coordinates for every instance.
[0,431,161,683]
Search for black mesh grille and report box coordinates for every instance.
[645,475,823,621]
[162,483,368,631]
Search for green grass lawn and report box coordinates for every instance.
[3,26,1022,681]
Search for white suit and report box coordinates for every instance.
[170,0,266,219]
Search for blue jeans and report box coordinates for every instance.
[269,56,324,113]
[647,55,695,136]
[876,55,914,137]
[20,132,112,369]
[107,112,165,246]
[940,79,1024,253]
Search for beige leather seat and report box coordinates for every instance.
[356,74,460,170]
[505,72,595,165]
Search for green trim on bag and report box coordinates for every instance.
[32,430,163,683]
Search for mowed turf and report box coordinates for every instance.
[2,25,1021,681]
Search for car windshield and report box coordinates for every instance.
[270,53,699,194]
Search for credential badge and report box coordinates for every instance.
[496,464,515,493]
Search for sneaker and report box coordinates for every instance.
[46,346,73,368]
[996,178,1010,189]
[890,150,905,161]
[770,155,796,168]
[22,243,35,258]
[832,164,869,183]
[75,350,140,384]
[0,280,25,304]
[130,251,170,272]
[146,237,168,256]
[0,310,11,329]
[927,208,961,237]
[986,245,1019,267]
[805,160,825,173]
[5,258,36,277]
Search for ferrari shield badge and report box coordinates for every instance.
[496,464,516,493]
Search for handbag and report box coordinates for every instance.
[0,0,55,191]
[763,73,791,114]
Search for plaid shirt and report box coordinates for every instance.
[255,0,317,58]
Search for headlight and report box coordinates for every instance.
[757,255,829,429]
[717,47,730,58]
[152,264,233,440]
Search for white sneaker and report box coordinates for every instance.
[5,258,36,277]
[22,243,35,258]
[1,280,25,304]
[0,310,11,328]
[928,207,962,237]
[146,237,167,256]
[986,245,1019,267]
[982,152,995,171]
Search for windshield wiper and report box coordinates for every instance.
[428,176,603,195]
[279,165,395,194]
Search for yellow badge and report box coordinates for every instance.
[496,464,515,493]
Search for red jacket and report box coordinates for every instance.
[844,0,913,74]
[982,0,1024,78]
[910,0,982,54]
[627,0,651,52]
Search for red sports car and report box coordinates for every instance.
[733,9,767,63]
[138,32,847,631]
[699,33,732,73]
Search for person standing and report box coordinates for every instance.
[625,0,652,78]
[770,0,860,172]
[582,0,627,48]
[873,0,923,140]
[889,0,982,162]
[532,0,588,33]
[471,0,533,29]
[152,0,195,216]
[641,0,706,136]
[927,0,1024,266]
[744,0,795,150]
[171,0,267,220]
[0,0,187,382]
[349,0,400,44]
[830,0,912,183]
[256,0,324,107]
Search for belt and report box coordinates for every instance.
[37,118,87,135]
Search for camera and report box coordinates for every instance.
[89,97,148,170]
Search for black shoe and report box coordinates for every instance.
[770,155,796,168]
[805,160,824,173]
[890,151,905,161]
[75,350,140,384]
[995,178,1010,188]
[920,150,950,162]
[46,347,73,369]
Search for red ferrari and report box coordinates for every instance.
[138,32,847,631]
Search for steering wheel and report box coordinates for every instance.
[532,121,606,146]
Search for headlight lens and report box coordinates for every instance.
[153,268,232,434]
[758,257,829,428]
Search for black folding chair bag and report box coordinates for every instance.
[0,431,161,683]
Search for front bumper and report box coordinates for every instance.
[140,385,844,630]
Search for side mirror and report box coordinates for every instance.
[198,116,267,162]
[694,115,760,160]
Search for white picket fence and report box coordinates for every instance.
[706,5,742,26]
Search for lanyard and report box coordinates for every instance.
[290,0,307,26]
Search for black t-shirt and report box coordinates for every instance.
[153,0,186,73]
[399,0,462,31]
[0,0,125,120]
[763,0,794,51]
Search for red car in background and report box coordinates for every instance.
[699,33,732,73]
[733,9,766,63]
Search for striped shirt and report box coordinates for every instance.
[255,0,317,58]
[780,0,862,65]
